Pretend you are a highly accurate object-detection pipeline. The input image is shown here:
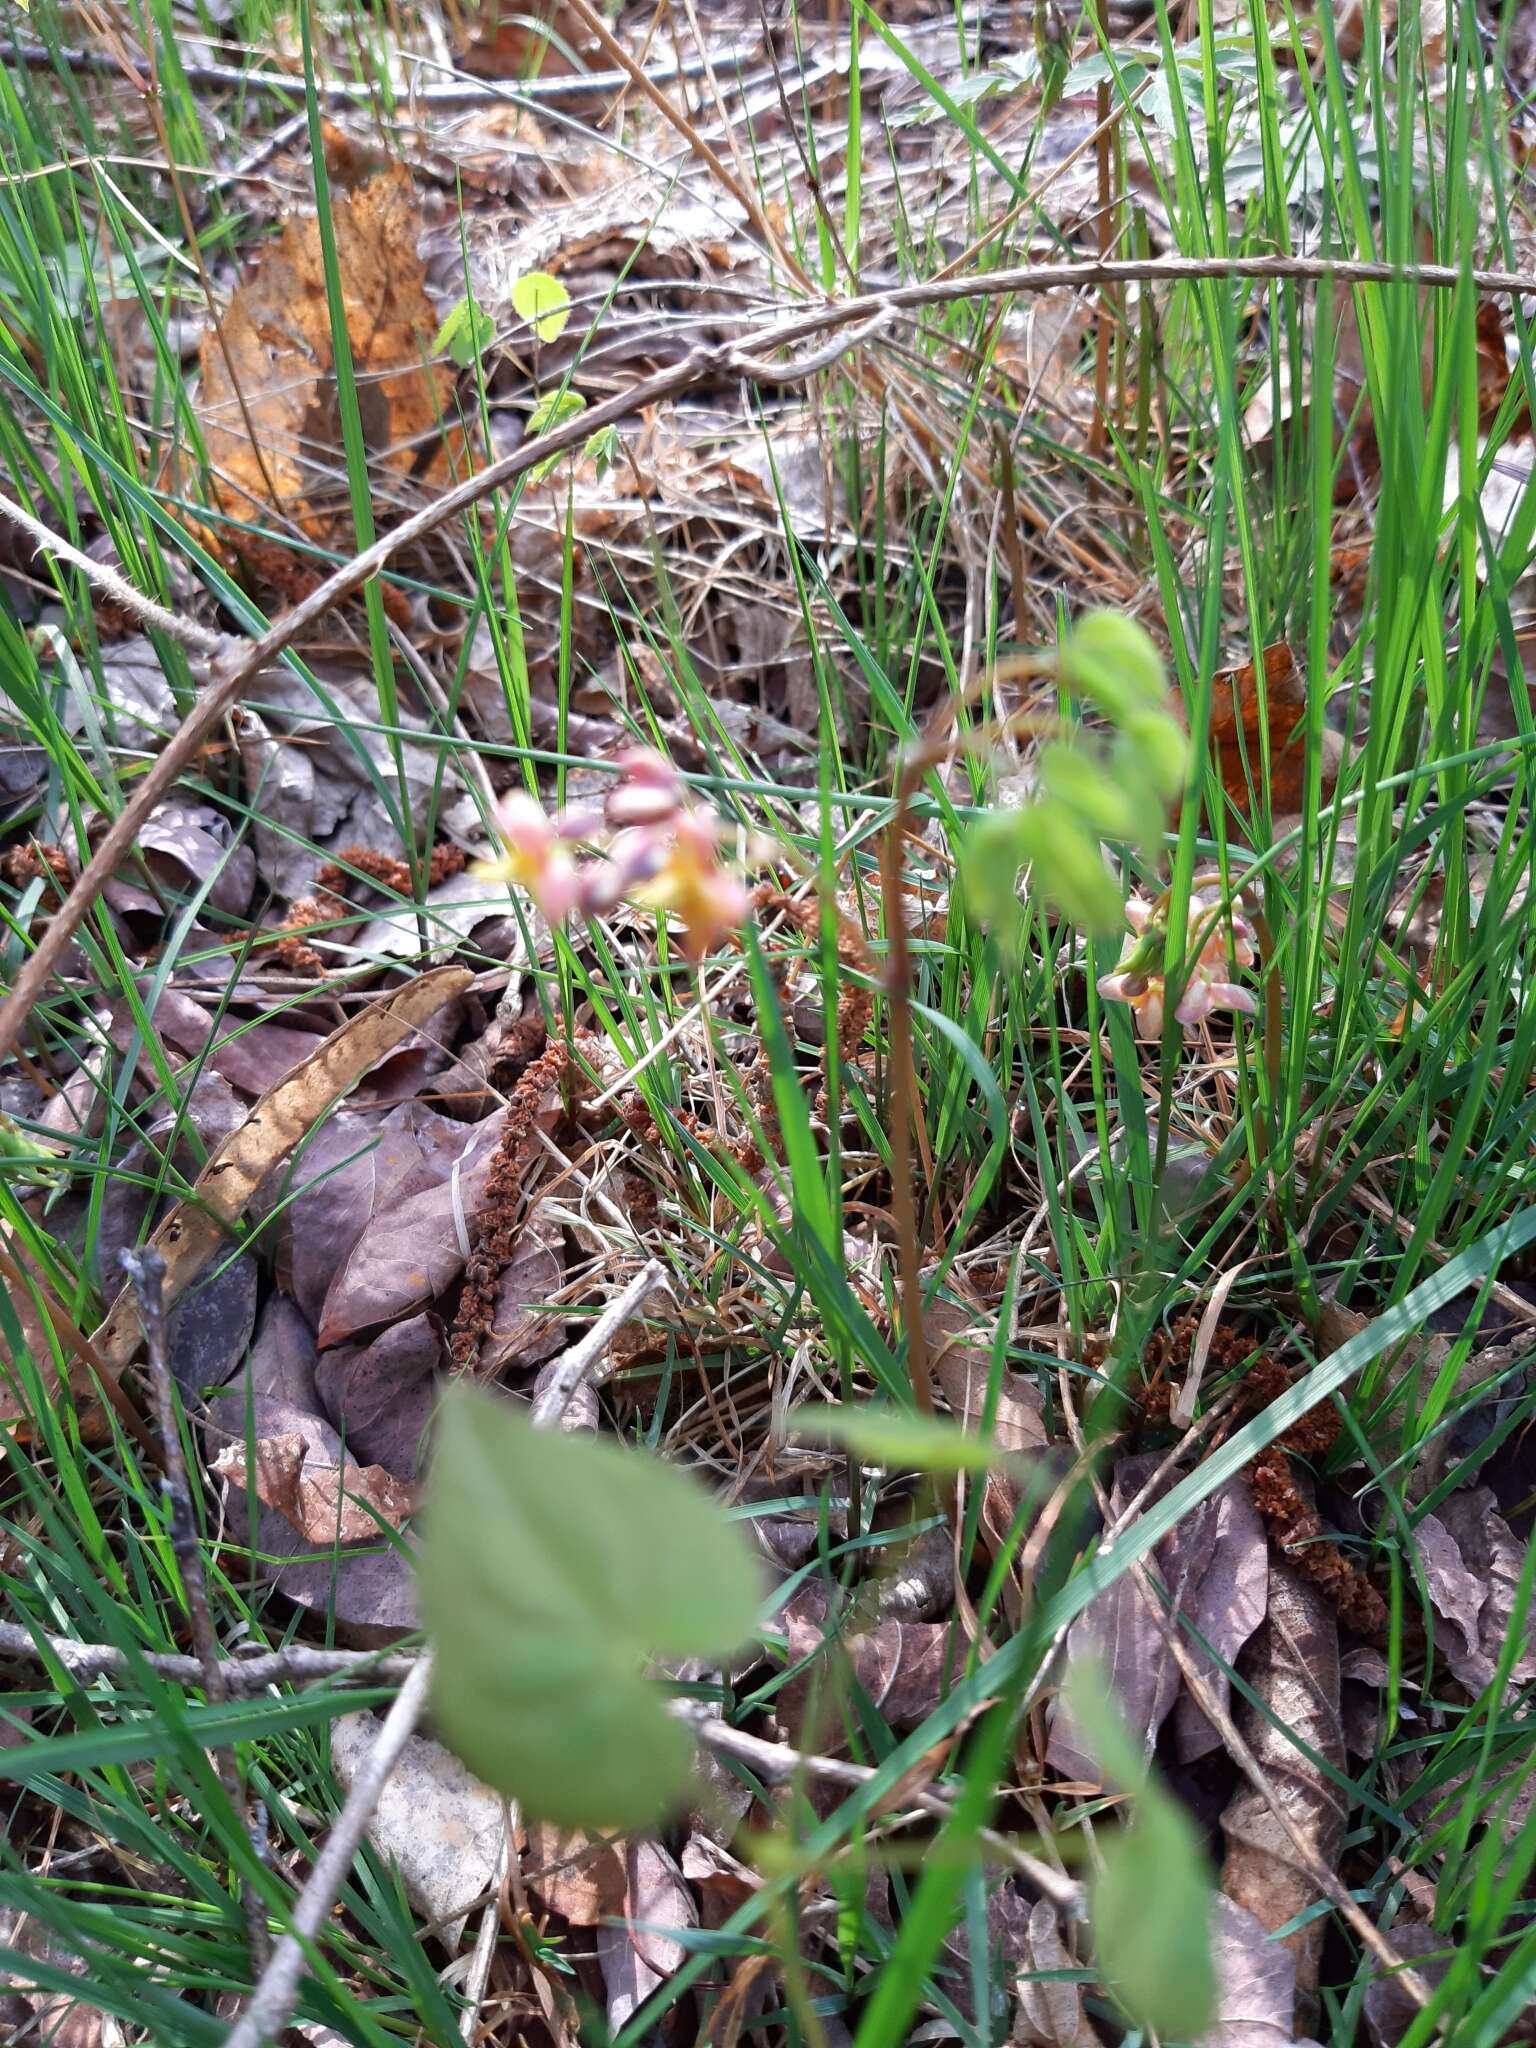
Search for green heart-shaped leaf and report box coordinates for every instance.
[511,269,572,343]
[433,293,496,368]
[419,1388,763,1831]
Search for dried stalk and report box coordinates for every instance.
[0,486,222,655]
[4,37,713,103]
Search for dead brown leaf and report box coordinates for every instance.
[89,966,471,1377]
[1011,1897,1101,2045]
[278,1100,467,1330]
[211,1429,417,1542]
[330,1716,505,1946]
[1048,1459,1267,1780]
[523,1818,629,1926]
[197,168,467,582]
[1220,1561,1347,2004]
[930,1296,1047,1455]
[315,1311,442,1478]
[315,1069,560,1346]
[208,1319,418,1643]
[1206,643,1343,822]
[1362,1924,1451,2048]
[781,1591,957,1742]
[1198,1893,1323,2048]
[596,1839,695,2033]
[1416,1487,1536,1697]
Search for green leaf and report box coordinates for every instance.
[1038,740,1163,856]
[511,270,572,343]
[791,1403,1018,1474]
[526,388,588,481]
[1117,709,1189,805]
[432,293,496,368]
[1060,609,1167,721]
[0,1114,65,1185]
[1068,1675,1219,2040]
[584,422,621,473]
[419,1387,763,1831]
[527,388,587,438]
[1009,802,1125,936]
[1091,1800,1218,2038]
[957,807,1030,955]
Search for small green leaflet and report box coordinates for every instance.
[418,1387,763,1832]
[525,389,588,481]
[959,607,1187,947]
[511,270,572,343]
[584,422,621,473]
[791,1403,1020,1476]
[1058,608,1168,723]
[1068,1673,1218,2039]
[0,1115,65,1186]
[433,293,496,368]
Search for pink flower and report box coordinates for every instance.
[480,792,581,925]
[1097,968,1165,1040]
[606,747,686,829]
[1097,888,1257,1039]
[478,753,750,957]
[635,811,749,961]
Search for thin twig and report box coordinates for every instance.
[0,486,222,654]
[458,1817,512,2043]
[878,756,936,1419]
[0,1622,416,1690]
[119,1249,269,1974]
[678,1707,1083,1915]
[3,39,716,104]
[221,1658,434,2048]
[4,248,1531,1074]
[528,1259,673,1427]
[0,1612,1082,1921]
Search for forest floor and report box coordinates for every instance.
[3,1,1536,2044]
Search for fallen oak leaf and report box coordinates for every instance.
[523,1817,629,1926]
[1199,1893,1325,2048]
[89,965,471,1376]
[211,1432,417,1542]
[596,1838,695,2035]
[195,167,470,583]
[1416,1486,1536,1697]
[1203,642,1344,823]
[1220,1559,1346,2011]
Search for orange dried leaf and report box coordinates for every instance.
[198,168,467,567]
[212,1432,417,1542]
[1206,642,1342,821]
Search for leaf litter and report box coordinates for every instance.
[6,2,1536,2044]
